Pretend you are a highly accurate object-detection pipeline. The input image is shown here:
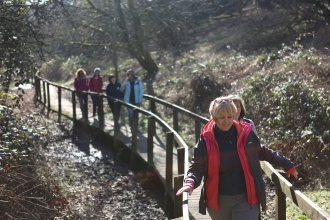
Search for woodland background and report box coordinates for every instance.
[1,0,330,219]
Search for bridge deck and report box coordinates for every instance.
[45,84,210,219]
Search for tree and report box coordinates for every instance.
[57,0,220,75]
[116,0,159,74]
[49,0,253,76]
[0,0,68,92]
[74,0,159,74]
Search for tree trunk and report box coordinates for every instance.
[115,0,158,74]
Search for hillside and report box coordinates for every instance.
[43,5,330,182]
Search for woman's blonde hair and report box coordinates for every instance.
[75,68,86,77]
[209,96,237,119]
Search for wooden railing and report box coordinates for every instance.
[35,76,188,218]
[34,76,330,220]
[142,94,330,220]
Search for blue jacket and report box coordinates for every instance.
[120,76,143,104]
[106,81,123,100]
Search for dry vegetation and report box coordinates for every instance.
[0,89,167,219]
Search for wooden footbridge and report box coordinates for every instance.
[34,76,330,220]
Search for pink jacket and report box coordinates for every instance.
[74,77,89,97]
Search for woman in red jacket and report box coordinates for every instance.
[89,67,103,117]
[176,96,298,220]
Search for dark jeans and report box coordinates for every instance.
[127,102,141,128]
[108,100,122,126]
[78,96,86,118]
[91,95,99,115]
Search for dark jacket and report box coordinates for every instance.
[106,81,123,100]
[184,119,295,214]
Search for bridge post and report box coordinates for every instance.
[98,94,105,143]
[72,91,76,121]
[130,108,139,169]
[47,82,51,113]
[42,81,46,104]
[165,131,174,218]
[34,77,40,101]
[275,184,286,220]
[150,99,156,114]
[177,147,185,175]
[83,92,88,124]
[38,77,42,101]
[147,115,155,172]
[113,101,120,152]
[58,86,62,123]
[113,99,120,128]
[174,174,184,218]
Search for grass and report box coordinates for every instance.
[285,189,330,219]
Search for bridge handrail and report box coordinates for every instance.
[261,161,330,220]
[34,76,189,218]
[143,94,209,123]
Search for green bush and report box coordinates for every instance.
[243,70,330,187]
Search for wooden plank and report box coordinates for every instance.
[174,175,184,218]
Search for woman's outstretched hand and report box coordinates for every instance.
[176,185,193,196]
[287,170,299,179]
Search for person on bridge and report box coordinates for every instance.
[120,69,144,132]
[89,67,104,117]
[106,74,123,127]
[228,94,258,136]
[176,96,298,220]
[74,68,89,119]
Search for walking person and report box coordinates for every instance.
[74,68,89,119]
[106,74,123,127]
[228,94,258,135]
[89,67,103,117]
[120,69,144,131]
[176,96,298,220]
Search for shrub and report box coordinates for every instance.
[243,70,330,188]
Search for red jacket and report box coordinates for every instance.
[184,119,296,213]
[89,76,103,93]
[202,120,258,211]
